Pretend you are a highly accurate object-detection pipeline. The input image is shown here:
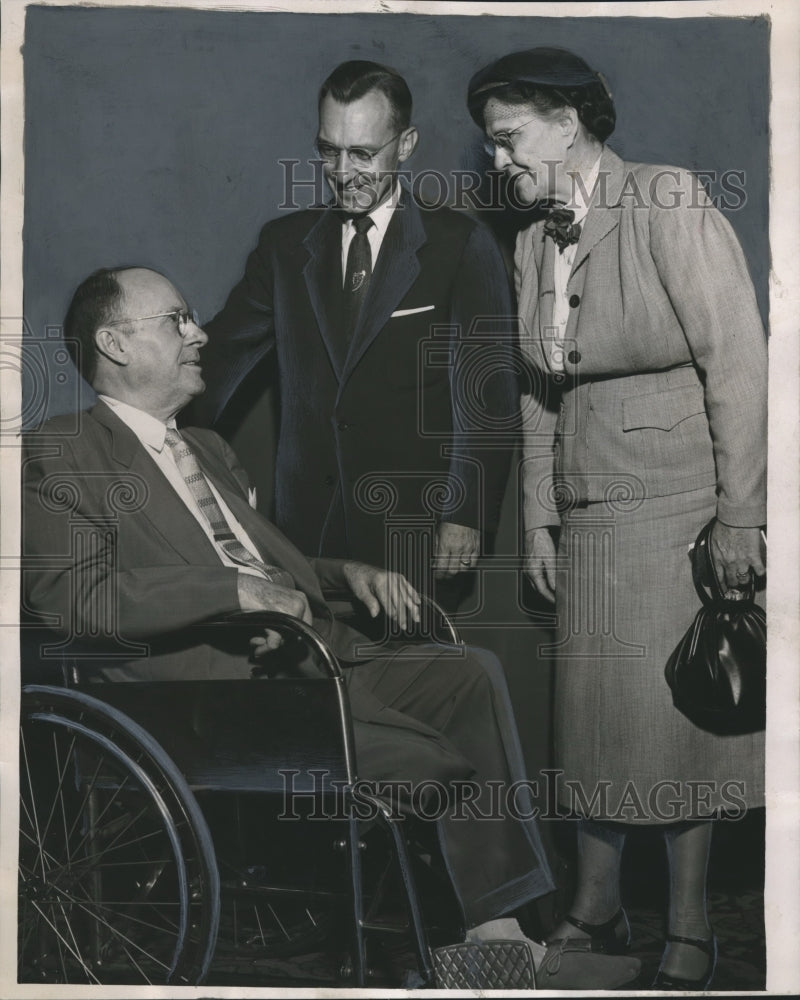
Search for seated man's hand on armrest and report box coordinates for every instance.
[342,562,421,632]
[237,572,313,656]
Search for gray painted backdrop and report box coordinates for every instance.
[21,7,770,850]
[24,7,769,422]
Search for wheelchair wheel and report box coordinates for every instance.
[18,686,220,985]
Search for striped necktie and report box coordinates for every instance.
[164,428,293,586]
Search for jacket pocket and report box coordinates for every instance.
[621,384,715,492]
[621,384,705,432]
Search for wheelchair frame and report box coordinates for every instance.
[18,603,463,987]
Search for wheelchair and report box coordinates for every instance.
[18,600,465,987]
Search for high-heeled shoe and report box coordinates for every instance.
[560,908,632,954]
[651,933,718,990]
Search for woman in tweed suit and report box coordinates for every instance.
[468,48,767,990]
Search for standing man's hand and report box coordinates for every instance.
[343,562,422,631]
[434,522,480,578]
[524,527,557,603]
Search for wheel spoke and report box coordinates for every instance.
[28,899,102,984]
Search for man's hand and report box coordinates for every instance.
[709,521,766,593]
[433,522,480,578]
[524,527,557,603]
[343,562,422,632]
[237,572,313,654]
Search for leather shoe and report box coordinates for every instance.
[652,933,717,990]
[561,907,632,953]
[538,938,641,990]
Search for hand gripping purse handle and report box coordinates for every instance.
[691,519,756,609]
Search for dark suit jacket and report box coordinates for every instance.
[23,400,482,781]
[195,192,518,568]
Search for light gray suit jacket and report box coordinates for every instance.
[516,147,767,530]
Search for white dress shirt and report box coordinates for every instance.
[340,184,399,282]
[549,156,602,373]
[99,395,264,575]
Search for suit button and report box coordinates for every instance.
[568,350,581,364]
[324,475,335,486]
[569,294,580,308]
[337,421,349,430]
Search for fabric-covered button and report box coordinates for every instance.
[568,350,581,364]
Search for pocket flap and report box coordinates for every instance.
[622,384,706,432]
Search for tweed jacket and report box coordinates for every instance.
[516,147,767,531]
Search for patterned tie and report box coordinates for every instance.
[342,215,374,338]
[543,206,582,253]
[164,428,294,586]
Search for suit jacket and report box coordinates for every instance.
[21,400,477,784]
[22,401,374,680]
[195,191,518,568]
[516,147,767,530]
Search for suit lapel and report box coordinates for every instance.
[568,147,625,282]
[517,225,553,374]
[340,192,425,381]
[91,402,222,568]
[302,208,347,380]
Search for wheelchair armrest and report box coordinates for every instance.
[321,590,463,647]
[201,610,344,678]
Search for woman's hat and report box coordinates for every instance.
[468,47,608,125]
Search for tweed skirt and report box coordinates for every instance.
[551,485,765,824]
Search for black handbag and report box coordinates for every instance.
[665,520,766,735]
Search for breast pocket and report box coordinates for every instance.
[621,384,716,490]
[385,306,447,390]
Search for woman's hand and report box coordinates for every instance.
[524,527,557,602]
[343,562,422,631]
[709,521,766,591]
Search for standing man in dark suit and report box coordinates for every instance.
[22,266,640,991]
[195,61,518,595]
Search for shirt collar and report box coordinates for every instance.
[99,395,176,452]
[342,182,399,240]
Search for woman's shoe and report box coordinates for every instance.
[560,908,632,954]
[651,933,717,990]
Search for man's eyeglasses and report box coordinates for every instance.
[483,117,540,158]
[314,132,402,169]
[107,308,200,337]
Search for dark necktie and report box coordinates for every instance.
[164,428,294,587]
[342,215,374,337]
[543,206,582,254]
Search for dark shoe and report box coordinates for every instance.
[652,933,717,990]
[432,940,535,990]
[538,938,641,990]
[561,907,632,953]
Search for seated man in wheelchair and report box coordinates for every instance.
[22,266,640,990]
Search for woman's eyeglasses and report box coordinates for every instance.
[483,117,540,158]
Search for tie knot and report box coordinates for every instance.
[352,215,374,236]
[164,427,182,448]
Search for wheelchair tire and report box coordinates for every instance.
[18,685,220,985]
